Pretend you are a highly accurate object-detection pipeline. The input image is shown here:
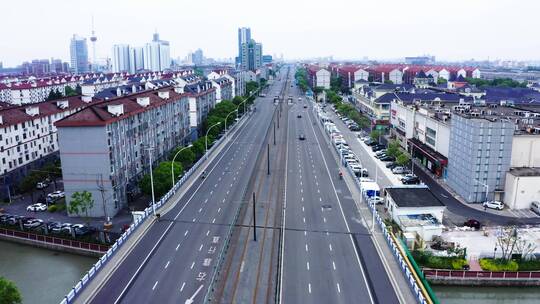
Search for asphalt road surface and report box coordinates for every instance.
[279,81,399,304]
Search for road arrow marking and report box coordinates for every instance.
[185,284,204,304]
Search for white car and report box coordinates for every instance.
[26,203,48,212]
[47,191,65,199]
[392,167,406,174]
[368,196,385,205]
[483,200,504,210]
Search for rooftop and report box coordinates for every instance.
[386,187,445,208]
[508,167,540,177]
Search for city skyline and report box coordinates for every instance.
[1,0,540,67]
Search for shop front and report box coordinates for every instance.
[407,138,448,178]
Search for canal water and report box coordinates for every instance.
[433,285,540,303]
[0,240,96,304]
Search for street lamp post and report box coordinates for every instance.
[474,178,489,202]
[205,122,222,159]
[144,146,157,216]
[224,109,238,134]
[171,144,193,188]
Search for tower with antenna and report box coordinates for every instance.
[90,16,97,72]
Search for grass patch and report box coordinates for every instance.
[412,250,468,270]
[517,259,540,271]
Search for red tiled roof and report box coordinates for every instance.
[0,96,89,128]
[55,86,209,127]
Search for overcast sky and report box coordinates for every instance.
[1,0,539,67]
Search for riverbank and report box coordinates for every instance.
[0,240,96,304]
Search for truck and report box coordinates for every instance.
[359,180,380,198]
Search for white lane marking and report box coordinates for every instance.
[164,261,170,269]
[214,183,218,188]
[226,190,230,195]
[301,188,303,193]
[186,284,205,303]
[222,172,225,175]
[306,110,376,304]
[192,218,196,222]
[300,181,302,186]
[212,218,216,223]
[302,206,305,212]
[222,198,226,203]
[152,281,158,290]
[198,208,203,213]
[333,261,336,270]
[323,217,327,223]
[319,197,322,202]
[206,230,210,236]
[308,283,312,294]
[301,197,304,202]
[303,217,305,223]
[176,244,180,251]
[180,282,186,292]
[329,244,333,251]
[190,262,195,269]
[184,230,189,236]
[337,283,341,293]
[304,231,307,236]
[217,207,221,213]
[210,190,213,195]
[204,198,208,204]
[317,189,320,193]
[199,244,204,251]
[305,244,309,252]
[218,177,222,181]
[306,261,310,270]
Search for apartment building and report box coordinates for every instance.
[56,87,194,217]
[0,96,92,198]
[306,66,330,89]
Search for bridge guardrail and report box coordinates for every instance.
[0,228,109,252]
[315,106,435,304]
[423,268,540,279]
[60,113,249,304]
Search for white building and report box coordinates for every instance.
[112,44,132,73]
[510,134,540,167]
[0,96,93,198]
[504,168,540,210]
[385,187,446,245]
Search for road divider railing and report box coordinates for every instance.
[60,112,251,304]
[313,103,437,304]
[424,268,540,280]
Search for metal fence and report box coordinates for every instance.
[316,109,432,304]
[423,269,540,279]
[0,227,109,252]
[59,114,248,304]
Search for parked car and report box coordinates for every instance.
[365,139,378,146]
[72,224,95,236]
[51,223,71,234]
[401,174,420,185]
[463,219,481,230]
[386,162,398,169]
[23,219,44,229]
[371,145,385,152]
[392,167,407,174]
[26,203,47,212]
[0,214,13,224]
[36,181,49,189]
[368,196,384,205]
[299,134,306,140]
[375,150,387,157]
[380,155,396,162]
[6,215,24,226]
[531,201,540,215]
[483,201,504,210]
[42,221,62,233]
[47,191,65,199]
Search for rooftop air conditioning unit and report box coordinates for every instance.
[82,95,92,103]
[56,100,69,109]
[25,106,40,117]
[158,91,170,99]
[137,97,150,107]
[107,104,124,117]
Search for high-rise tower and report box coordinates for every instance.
[90,16,97,72]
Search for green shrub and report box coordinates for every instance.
[56,202,66,212]
[517,259,540,271]
[48,205,58,212]
[479,258,519,271]
[412,250,468,270]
